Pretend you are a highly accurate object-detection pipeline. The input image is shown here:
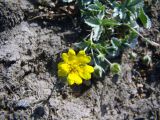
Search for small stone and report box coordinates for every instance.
[110,110,117,115]
[130,88,137,95]
[137,84,143,88]
[140,94,146,98]
[16,99,30,109]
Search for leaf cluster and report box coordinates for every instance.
[74,0,158,77]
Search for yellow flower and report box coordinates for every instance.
[58,49,94,85]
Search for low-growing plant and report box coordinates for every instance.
[59,0,159,85]
[74,0,159,77]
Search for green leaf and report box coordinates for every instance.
[85,17,100,27]
[122,31,138,48]
[127,0,143,8]
[97,10,105,20]
[122,0,130,8]
[87,4,100,11]
[74,42,87,49]
[111,38,122,48]
[74,40,92,49]
[87,1,105,12]
[138,8,151,28]
[101,19,120,26]
[106,46,120,57]
[92,25,103,41]
[94,43,106,52]
[94,1,105,11]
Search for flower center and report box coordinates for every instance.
[69,64,79,73]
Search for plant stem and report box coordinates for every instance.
[104,57,112,65]
[96,48,112,65]
[84,47,88,51]
[91,48,96,65]
[129,26,160,47]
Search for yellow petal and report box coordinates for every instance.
[84,65,94,73]
[67,74,74,85]
[77,51,91,64]
[68,49,76,56]
[62,53,68,62]
[78,50,85,55]
[67,72,82,85]
[67,49,78,64]
[58,62,70,76]
[78,65,94,80]
[84,73,91,80]
[80,72,91,80]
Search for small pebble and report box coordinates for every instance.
[16,99,30,108]
[137,84,143,88]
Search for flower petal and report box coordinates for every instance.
[83,73,91,80]
[77,51,91,64]
[67,49,78,64]
[78,50,85,55]
[58,62,70,76]
[67,72,82,85]
[62,53,68,62]
[68,49,76,56]
[84,65,94,73]
[78,66,92,80]
[79,72,91,80]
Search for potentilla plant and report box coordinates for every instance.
[58,0,159,85]
[74,0,159,77]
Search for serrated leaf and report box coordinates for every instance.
[92,25,103,41]
[138,8,151,28]
[74,40,92,49]
[101,19,120,26]
[94,1,105,11]
[94,43,106,52]
[111,38,122,48]
[74,42,87,49]
[106,46,120,58]
[87,4,101,11]
[97,10,105,20]
[121,31,138,48]
[127,31,138,48]
[127,0,143,8]
[125,37,138,49]
[85,17,100,27]
[122,0,130,7]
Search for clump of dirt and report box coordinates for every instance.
[0,0,159,120]
[0,0,24,32]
